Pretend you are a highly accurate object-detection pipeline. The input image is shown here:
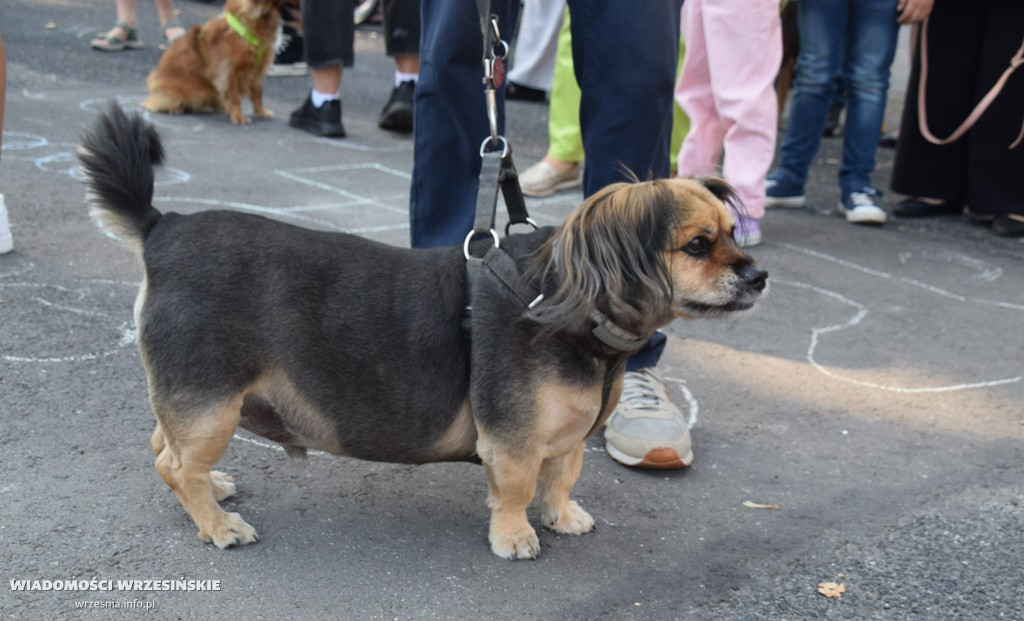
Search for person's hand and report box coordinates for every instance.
[897,0,933,24]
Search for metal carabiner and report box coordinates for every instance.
[463,228,500,260]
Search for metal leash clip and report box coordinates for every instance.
[482,15,509,146]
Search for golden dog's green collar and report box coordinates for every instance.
[224,11,264,66]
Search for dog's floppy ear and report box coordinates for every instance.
[528,180,680,335]
[699,176,740,210]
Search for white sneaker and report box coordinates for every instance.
[838,190,887,225]
[0,194,13,255]
[519,160,581,197]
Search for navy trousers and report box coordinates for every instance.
[410,0,682,248]
[409,0,682,369]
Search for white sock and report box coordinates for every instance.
[310,89,340,108]
[394,72,418,87]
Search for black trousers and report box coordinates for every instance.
[890,1,1024,217]
[302,0,420,68]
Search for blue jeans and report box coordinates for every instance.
[774,0,899,195]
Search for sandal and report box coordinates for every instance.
[91,21,142,52]
[160,20,186,49]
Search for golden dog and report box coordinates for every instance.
[142,0,285,124]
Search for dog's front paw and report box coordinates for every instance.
[210,470,237,501]
[543,500,595,535]
[230,113,251,125]
[254,108,273,120]
[489,525,540,560]
[198,512,258,549]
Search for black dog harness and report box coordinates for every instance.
[464,8,647,439]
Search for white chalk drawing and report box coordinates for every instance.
[0,265,137,364]
[665,377,700,430]
[775,243,1023,393]
[1,129,190,184]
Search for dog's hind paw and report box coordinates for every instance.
[210,470,237,501]
[543,500,595,535]
[198,512,258,549]
[489,526,540,560]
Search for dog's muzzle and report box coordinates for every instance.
[736,263,768,292]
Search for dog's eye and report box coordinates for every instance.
[682,236,711,257]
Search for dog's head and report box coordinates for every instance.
[528,177,767,340]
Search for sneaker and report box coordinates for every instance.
[733,214,762,247]
[0,193,13,255]
[289,96,345,138]
[604,368,693,469]
[519,160,581,197]
[765,175,806,208]
[838,190,887,225]
[378,80,415,133]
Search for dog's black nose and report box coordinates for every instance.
[737,264,768,291]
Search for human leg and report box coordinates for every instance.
[676,0,727,180]
[379,0,420,132]
[290,0,353,138]
[410,0,519,248]
[838,0,899,196]
[965,1,1024,234]
[701,0,782,222]
[567,0,681,193]
[507,0,565,93]
[890,2,981,213]
[153,0,185,45]
[769,0,846,192]
[91,0,143,51]
[562,0,688,467]
[519,9,583,197]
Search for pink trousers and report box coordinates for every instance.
[675,0,782,220]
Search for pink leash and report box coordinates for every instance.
[915,16,1024,149]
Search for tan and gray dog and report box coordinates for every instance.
[78,105,767,560]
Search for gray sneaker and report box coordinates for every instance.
[604,368,693,469]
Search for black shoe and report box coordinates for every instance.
[992,214,1024,237]
[965,206,996,225]
[505,81,547,102]
[378,80,415,133]
[267,23,307,76]
[892,198,962,218]
[290,96,345,138]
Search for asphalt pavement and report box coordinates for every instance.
[1,1,1022,619]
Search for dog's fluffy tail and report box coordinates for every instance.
[77,103,164,252]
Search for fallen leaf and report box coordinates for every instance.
[817,581,846,599]
[44,22,57,30]
[743,500,781,510]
